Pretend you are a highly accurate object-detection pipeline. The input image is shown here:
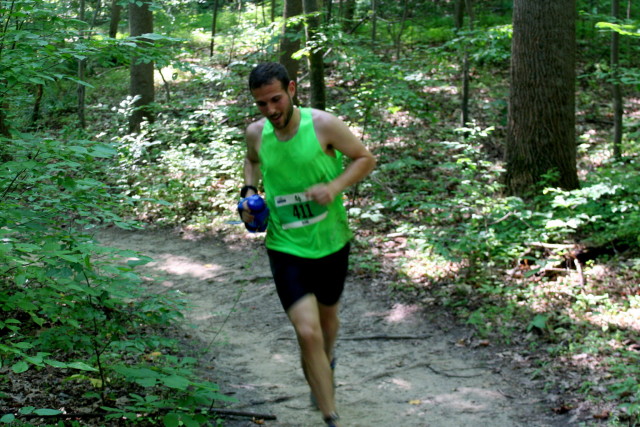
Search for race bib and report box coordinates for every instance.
[274,192,328,230]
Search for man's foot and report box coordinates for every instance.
[324,412,340,427]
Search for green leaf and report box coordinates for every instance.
[11,361,29,373]
[34,409,62,416]
[65,77,94,87]
[528,314,548,332]
[162,374,190,390]
[19,407,35,415]
[136,377,157,387]
[89,144,117,158]
[163,413,180,427]
[0,413,16,423]
[12,341,33,350]
[45,359,68,368]
[181,414,199,427]
[67,362,98,371]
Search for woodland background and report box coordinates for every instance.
[1,0,640,425]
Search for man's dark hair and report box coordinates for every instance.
[249,62,290,91]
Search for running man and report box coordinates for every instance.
[240,62,376,426]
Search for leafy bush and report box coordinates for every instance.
[0,134,229,424]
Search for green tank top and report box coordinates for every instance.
[259,108,352,258]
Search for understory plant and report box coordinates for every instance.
[0,133,230,425]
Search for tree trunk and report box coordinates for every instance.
[271,0,276,22]
[108,0,121,38]
[0,105,10,138]
[611,0,623,160]
[371,0,377,44]
[209,0,219,57]
[454,0,473,128]
[78,0,86,129]
[279,0,303,105]
[303,0,326,109]
[128,0,155,133]
[394,0,409,59]
[342,0,355,32]
[505,0,579,196]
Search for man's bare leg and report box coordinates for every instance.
[287,294,339,423]
[318,301,340,362]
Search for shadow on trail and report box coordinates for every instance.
[97,227,573,427]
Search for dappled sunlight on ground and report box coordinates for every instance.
[147,254,224,280]
[384,303,421,323]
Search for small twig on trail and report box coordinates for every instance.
[233,395,295,408]
[209,408,277,420]
[360,361,484,384]
[277,334,432,341]
[496,389,515,399]
[339,334,432,341]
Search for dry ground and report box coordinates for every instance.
[96,227,577,427]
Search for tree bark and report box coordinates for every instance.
[505,0,579,196]
[108,0,122,38]
[78,0,86,129]
[342,0,355,32]
[303,0,326,109]
[279,0,302,105]
[128,0,155,133]
[455,0,474,128]
[209,0,219,57]
[371,0,377,43]
[0,103,11,138]
[611,0,623,160]
[394,0,409,59]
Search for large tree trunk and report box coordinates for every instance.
[303,0,326,109]
[128,1,155,133]
[505,0,579,196]
[279,0,302,105]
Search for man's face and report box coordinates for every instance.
[251,79,295,130]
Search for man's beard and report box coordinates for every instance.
[271,95,294,129]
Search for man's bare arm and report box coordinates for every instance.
[243,121,264,197]
[306,112,376,205]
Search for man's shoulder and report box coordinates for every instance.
[246,118,267,140]
[309,108,341,131]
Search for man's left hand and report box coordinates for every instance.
[305,183,338,206]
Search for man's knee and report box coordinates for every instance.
[295,321,324,348]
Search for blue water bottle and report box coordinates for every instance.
[237,194,269,232]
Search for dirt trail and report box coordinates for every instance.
[97,228,573,427]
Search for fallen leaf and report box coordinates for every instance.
[409,400,421,405]
[251,418,265,425]
[593,411,609,420]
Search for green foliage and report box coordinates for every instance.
[0,133,228,421]
[545,160,640,248]
[107,64,250,227]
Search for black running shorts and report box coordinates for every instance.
[267,243,351,312]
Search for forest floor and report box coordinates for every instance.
[96,227,584,427]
